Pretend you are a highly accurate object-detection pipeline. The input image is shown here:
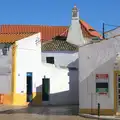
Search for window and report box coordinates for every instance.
[72,10,77,17]
[2,47,8,55]
[46,57,54,64]
[2,44,10,56]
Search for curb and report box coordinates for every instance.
[79,114,120,120]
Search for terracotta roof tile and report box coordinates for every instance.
[0,25,67,41]
[80,20,102,39]
[59,20,102,39]
[0,20,102,42]
[42,40,78,51]
[59,24,92,38]
[0,33,35,43]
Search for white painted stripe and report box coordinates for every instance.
[96,79,108,83]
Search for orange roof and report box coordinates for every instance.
[0,25,67,42]
[80,20,102,39]
[0,20,102,42]
[60,20,102,39]
[0,33,35,43]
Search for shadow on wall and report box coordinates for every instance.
[0,58,112,115]
[29,58,79,106]
[67,58,79,105]
[0,59,79,115]
[29,85,42,106]
[0,84,79,115]
[79,57,115,115]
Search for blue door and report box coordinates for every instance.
[26,72,33,102]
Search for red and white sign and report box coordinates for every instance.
[96,74,109,95]
[96,74,108,79]
[96,74,109,83]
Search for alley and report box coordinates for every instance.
[0,105,94,120]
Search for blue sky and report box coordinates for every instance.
[0,0,119,32]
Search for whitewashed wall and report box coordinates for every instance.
[105,27,120,38]
[79,36,120,110]
[15,33,42,94]
[42,51,78,68]
[0,44,12,94]
[66,8,87,46]
[15,33,78,105]
[79,58,114,109]
[41,63,79,105]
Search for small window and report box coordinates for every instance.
[72,10,77,17]
[46,57,54,64]
[2,47,8,55]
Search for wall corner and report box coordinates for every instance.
[11,42,17,105]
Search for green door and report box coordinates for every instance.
[42,78,50,101]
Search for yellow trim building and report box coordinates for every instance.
[79,71,120,116]
[0,33,43,106]
[78,35,120,116]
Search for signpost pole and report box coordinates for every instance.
[98,103,100,120]
[91,93,93,115]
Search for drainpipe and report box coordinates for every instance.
[91,93,93,114]
[103,23,105,39]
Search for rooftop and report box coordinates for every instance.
[0,19,102,43]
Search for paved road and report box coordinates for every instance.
[0,105,94,120]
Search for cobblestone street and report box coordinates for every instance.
[0,105,94,120]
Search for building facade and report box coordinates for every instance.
[41,5,102,106]
[78,34,120,115]
[105,27,120,39]
[0,5,102,106]
[41,5,102,69]
[0,33,79,106]
[0,43,12,104]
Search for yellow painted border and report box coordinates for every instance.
[114,70,120,114]
[11,42,42,106]
[12,92,42,106]
[80,109,114,115]
[114,71,117,114]
[12,42,17,105]
[2,43,17,105]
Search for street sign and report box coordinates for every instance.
[96,74,109,95]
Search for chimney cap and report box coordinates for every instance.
[72,5,78,11]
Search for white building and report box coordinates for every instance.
[0,33,79,106]
[78,32,120,115]
[41,6,102,106]
[15,33,79,106]
[105,27,120,39]
[41,5,102,68]
[41,40,78,68]
[0,5,101,106]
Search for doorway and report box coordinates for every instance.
[117,74,120,112]
[26,72,33,102]
[42,78,50,101]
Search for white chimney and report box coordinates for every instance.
[66,5,86,46]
